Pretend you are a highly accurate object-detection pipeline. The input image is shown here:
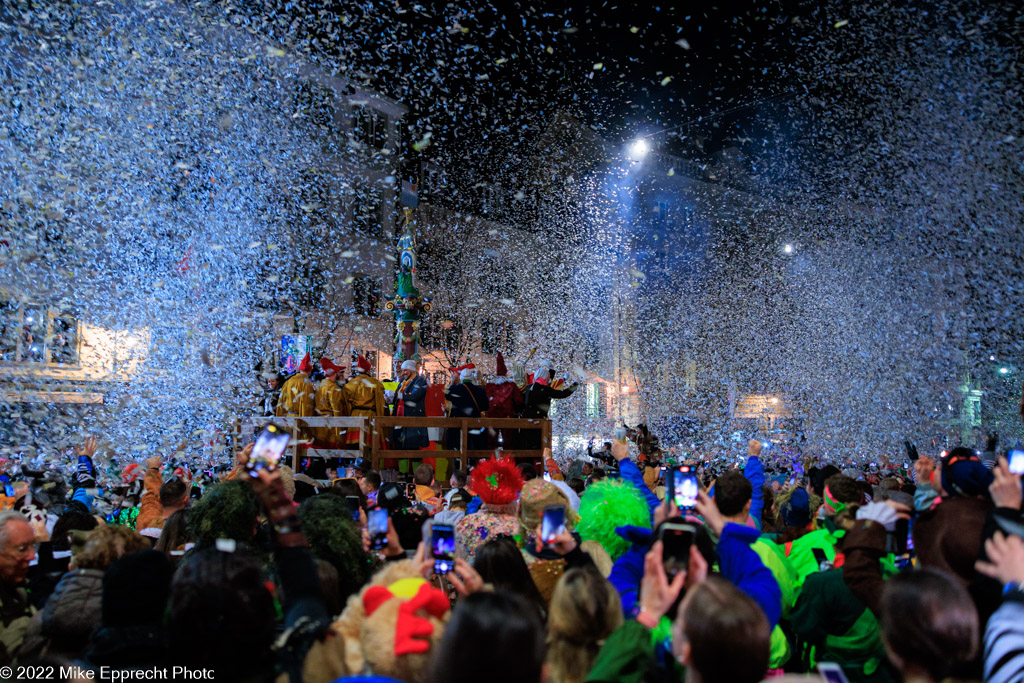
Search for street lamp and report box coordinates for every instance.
[628,139,649,159]
[782,244,794,255]
[1000,367,1010,375]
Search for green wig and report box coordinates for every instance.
[187,479,259,548]
[577,479,651,561]
[298,494,374,603]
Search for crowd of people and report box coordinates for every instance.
[1,398,1024,683]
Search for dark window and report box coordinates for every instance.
[352,190,382,238]
[353,275,381,318]
[296,80,335,127]
[353,107,388,149]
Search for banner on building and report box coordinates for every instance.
[281,335,314,373]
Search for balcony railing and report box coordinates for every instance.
[245,416,552,470]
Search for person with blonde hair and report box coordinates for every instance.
[545,567,623,683]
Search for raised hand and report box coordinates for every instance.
[75,437,98,459]
[977,532,1024,586]
[990,457,1023,511]
[639,541,687,622]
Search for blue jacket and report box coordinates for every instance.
[743,455,765,531]
[719,521,782,628]
[607,526,650,616]
[607,522,782,629]
[617,458,661,516]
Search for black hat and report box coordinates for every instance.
[102,550,174,628]
[352,458,372,473]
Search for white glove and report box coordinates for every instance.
[856,502,900,531]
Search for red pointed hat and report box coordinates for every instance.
[355,355,372,374]
[450,363,476,373]
[298,353,313,373]
[495,352,507,377]
[320,357,343,377]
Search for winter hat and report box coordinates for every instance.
[469,456,524,506]
[495,352,508,377]
[459,364,477,382]
[780,488,811,528]
[321,358,343,378]
[518,479,580,538]
[102,549,174,627]
[298,353,313,373]
[941,449,993,499]
[354,355,372,374]
[400,360,418,372]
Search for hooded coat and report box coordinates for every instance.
[20,569,104,660]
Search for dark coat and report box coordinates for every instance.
[393,374,430,450]
[445,382,489,450]
[523,382,576,419]
[21,568,104,660]
[521,382,577,449]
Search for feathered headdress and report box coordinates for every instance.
[469,456,524,506]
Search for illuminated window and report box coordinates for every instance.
[585,384,601,417]
[0,301,79,366]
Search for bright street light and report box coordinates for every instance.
[1000,367,1010,375]
[628,139,649,159]
[783,244,794,255]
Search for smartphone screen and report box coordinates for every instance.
[430,523,456,574]
[345,495,362,522]
[664,466,675,504]
[4,484,14,498]
[674,466,698,510]
[660,523,695,578]
[1009,450,1024,475]
[541,505,566,545]
[817,663,851,683]
[250,424,290,475]
[368,507,388,550]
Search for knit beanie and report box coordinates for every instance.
[102,550,173,627]
[942,459,993,499]
[781,488,811,528]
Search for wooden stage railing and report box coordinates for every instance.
[244,416,551,471]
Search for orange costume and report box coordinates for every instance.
[340,355,386,449]
[314,358,346,446]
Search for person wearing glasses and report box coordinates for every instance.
[0,510,36,664]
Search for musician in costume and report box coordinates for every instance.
[522,362,580,449]
[445,364,489,451]
[484,352,523,448]
[276,353,316,444]
[341,355,387,450]
[392,360,429,450]
[314,358,345,448]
